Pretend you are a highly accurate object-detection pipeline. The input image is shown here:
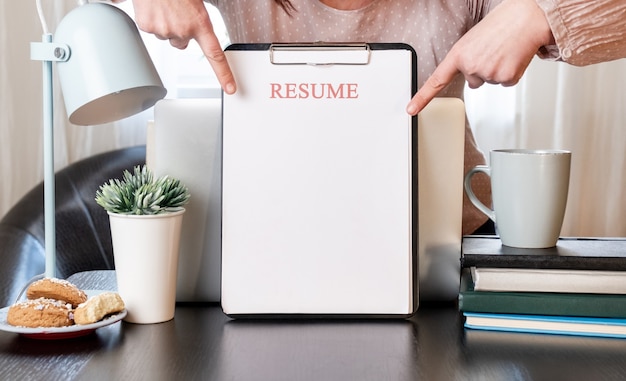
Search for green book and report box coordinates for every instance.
[459,269,626,318]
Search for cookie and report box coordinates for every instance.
[7,298,74,328]
[74,292,125,325]
[26,278,88,308]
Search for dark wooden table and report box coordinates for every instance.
[2,271,626,380]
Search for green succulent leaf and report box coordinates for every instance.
[95,165,190,215]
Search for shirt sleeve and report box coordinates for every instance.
[535,0,626,65]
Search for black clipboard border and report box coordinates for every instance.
[221,42,419,319]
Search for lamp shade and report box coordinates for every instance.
[54,2,166,126]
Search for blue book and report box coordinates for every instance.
[463,312,626,339]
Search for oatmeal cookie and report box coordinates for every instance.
[7,298,74,328]
[74,292,125,325]
[26,278,88,308]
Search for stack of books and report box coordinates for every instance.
[459,237,626,339]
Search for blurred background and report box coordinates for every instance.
[2,0,625,237]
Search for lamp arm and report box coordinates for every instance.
[42,33,55,278]
[30,35,70,279]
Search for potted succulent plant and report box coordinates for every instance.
[96,165,190,324]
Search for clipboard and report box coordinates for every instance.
[221,43,418,317]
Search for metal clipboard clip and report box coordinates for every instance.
[269,43,371,66]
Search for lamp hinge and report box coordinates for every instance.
[31,41,71,62]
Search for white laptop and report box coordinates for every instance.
[148,97,464,303]
[148,98,223,302]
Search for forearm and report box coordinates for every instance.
[536,0,626,65]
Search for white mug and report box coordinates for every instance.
[464,149,571,248]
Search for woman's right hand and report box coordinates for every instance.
[118,0,237,94]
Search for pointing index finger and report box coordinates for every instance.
[407,56,459,115]
[195,29,237,94]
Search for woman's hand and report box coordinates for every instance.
[117,0,236,94]
[407,0,553,115]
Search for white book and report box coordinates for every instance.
[471,267,626,294]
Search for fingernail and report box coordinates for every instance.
[225,83,236,94]
[406,103,417,115]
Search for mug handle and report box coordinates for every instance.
[463,165,496,222]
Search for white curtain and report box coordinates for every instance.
[466,57,626,237]
[2,1,625,239]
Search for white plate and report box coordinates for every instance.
[0,290,126,339]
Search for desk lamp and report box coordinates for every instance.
[30,0,167,278]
